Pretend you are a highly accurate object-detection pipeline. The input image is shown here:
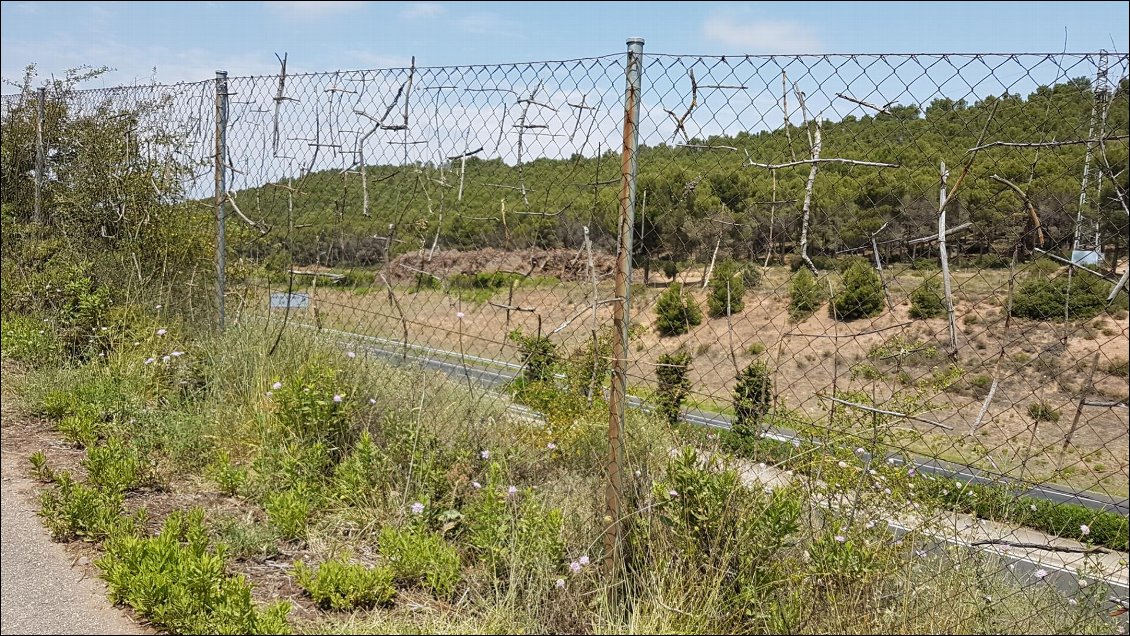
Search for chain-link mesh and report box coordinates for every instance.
[4,49,1128,622]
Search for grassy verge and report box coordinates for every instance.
[4,316,1126,634]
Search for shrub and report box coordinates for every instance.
[655,352,691,425]
[39,471,128,541]
[1011,271,1126,321]
[294,558,396,610]
[0,313,61,365]
[29,451,53,482]
[58,411,101,448]
[82,436,151,493]
[909,278,945,319]
[655,283,703,336]
[206,450,247,497]
[747,342,766,356]
[508,329,558,383]
[733,361,772,439]
[1027,402,1060,423]
[414,271,441,290]
[97,509,291,634]
[707,260,746,318]
[264,488,313,541]
[831,260,885,321]
[788,268,824,320]
[379,526,460,596]
[270,364,351,446]
[661,261,678,280]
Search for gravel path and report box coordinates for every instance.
[1,371,146,635]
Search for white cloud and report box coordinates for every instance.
[264,1,366,20]
[701,15,822,54]
[400,3,443,20]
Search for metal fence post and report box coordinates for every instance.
[34,87,45,224]
[214,71,229,330]
[605,36,644,575]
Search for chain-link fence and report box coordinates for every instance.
[5,43,1129,615]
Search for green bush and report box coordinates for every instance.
[508,329,559,384]
[1027,402,1061,423]
[655,352,691,425]
[97,509,291,634]
[733,361,772,439]
[39,471,128,541]
[82,436,151,493]
[707,260,746,318]
[831,261,885,321]
[379,526,460,596]
[294,558,396,610]
[788,268,824,320]
[0,314,61,365]
[661,261,678,279]
[1010,271,1127,321]
[655,283,703,336]
[271,364,351,446]
[206,450,247,496]
[264,488,314,541]
[909,278,945,319]
[58,411,101,448]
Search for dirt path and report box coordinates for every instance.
[0,368,147,635]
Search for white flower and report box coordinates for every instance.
[456,311,465,320]
[883,488,892,495]
[155,304,162,310]
[369,398,377,405]
[332,394,343,403]
[855,447,865,455]
[578,555,590,566]
[171,351,184,357]
[144,357,156,365]
[133,341,140,346]
[507,485,518,496]
[346,351,356,359]
[1078,579,1088,588]
[569,561,581,574]
[1029,504,1037,511]
[1034,568,1049,580]
[162,355,171,362]
[156,328,167,336]
[837,461,848,469]
[1079,524,1090,536]
[480,450,490,460]
[555,578,565,589]
[1068,598,1078,607]
[410,502,424,515]
[834,535,846,543]
[272,381,283,390]
[471,481,482,489]
[546,442,557,450]
[668,489,679,498]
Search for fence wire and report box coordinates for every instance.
[4,48,1129,623]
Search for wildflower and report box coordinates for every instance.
[144,357,156,365]
[834,535,846,543]
[171,351,185,357]
[410,502,424,515]
[507,485,518,496]
[156,328,167,336]
[855,447,865,455]
[1080,524,1090,536]
[1030,504,1037,511]
[555,578,565,589]
[456,311,465,320]
[133,341,140,346]
[1068,598,1078,607]
[1078,579,1088,588]
[272,381,283,390]
[480,450,490,460]
[578,556,590,566]
[155,304,162,310]
[1034,569,1048,580]
[547,442,557,450]
[162,355,171,362]
[883,488,892,495]
[346,351,356,359]
[569,561,582,574]
[333,394,343,403]
[868,469,877,476]
[471,481,482,489]
[369,398,377,405]
[837,461,848,469]
[906,468,916,477]
[668,489,679,498]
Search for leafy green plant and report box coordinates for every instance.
[0,314,61,365]
[707,260,746,318]
[655,282,703,336]
[831,260,885,321]
[97,509,291,634]
[38,471,128,541]
[1011,271,1126,321]
[264,488,313,541]
[206,450,247,497]
[379,526,461,596]
[909,278,945,319]
[28,450,52,481]
[1027,402,1061,423]
[508,329,559,383]
[83,436,151,493]
[655,351,691,425]
[788,268,824,320]
[733,361,773,439]
[294,558,396,610]
[270,364,351,446]
[58,411,101,448]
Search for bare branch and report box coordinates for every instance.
[969,135,1128,152]
[836,92,892,115]
[823,395,954,431]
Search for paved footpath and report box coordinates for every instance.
[1,373,146,635]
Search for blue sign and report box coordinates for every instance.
[270,292,310,309]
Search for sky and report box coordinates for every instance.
[1,1,1128,89]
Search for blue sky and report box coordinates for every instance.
[2,1,1127,88]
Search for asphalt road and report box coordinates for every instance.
[316,325,1129,516]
